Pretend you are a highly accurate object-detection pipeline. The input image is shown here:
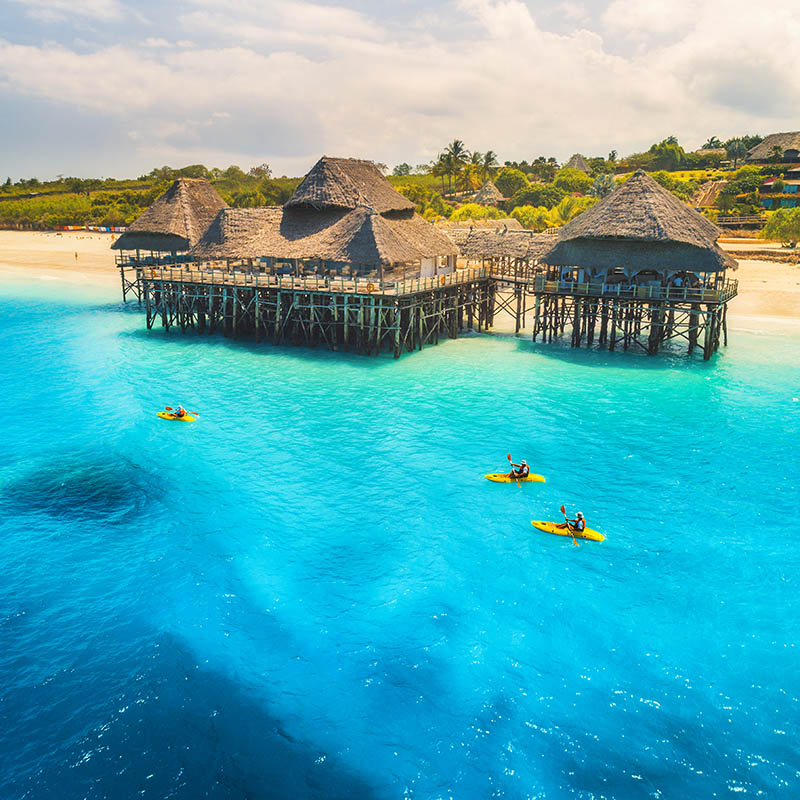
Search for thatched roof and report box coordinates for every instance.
[473,180,504,205]
[192,205,457,265]
[543,170,736,272]
[438,218,523,230]
[746,132,800,162]
[112,178,227,252]
[285,156,414,214]
[564,154,592,174]
[446,227,556,260]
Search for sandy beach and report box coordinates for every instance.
[1,230,798,335]
[0,230,120,290]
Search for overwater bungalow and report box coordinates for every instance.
[533,170,738,358]
[191,156,458,282]
[116,163,738,360]
[113,178,227,256]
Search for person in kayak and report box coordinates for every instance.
[559,511,586,533]
[174,405,187,418]
[508,459,530,479]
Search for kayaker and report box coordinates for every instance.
[508,459,530,479]
[174,404,187,418]
[559,511,586,532]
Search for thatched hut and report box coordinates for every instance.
[746,132,800,164]
[472,180,504,206]
[563,154,592,174]
[446,227,555,263]
[112,178,227,254]
[192,157,457,280]
[543,170,736,287]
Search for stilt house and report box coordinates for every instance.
[191,157,458,281]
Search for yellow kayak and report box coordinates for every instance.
[485,472,545,483]
[157,412,196,422]
[531,520,605,542]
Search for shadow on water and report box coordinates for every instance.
[0,451,161,523]
[507,333,725,373]
[118,325,424,371]
[10,634,380,800]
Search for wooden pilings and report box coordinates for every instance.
[140,276,493,357]
[532,292,730,358]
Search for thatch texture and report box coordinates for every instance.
[112,178,227,252]
[285,156,414,213]
[193,206,457,265]
[746,132,800,162]
[473,180,504,205]
[543,170,736,272]
[438,218,523,230]
[564,154,591,173]
[446,227,556,260]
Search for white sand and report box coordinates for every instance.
[0,230,120,289]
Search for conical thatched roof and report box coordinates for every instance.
[473,180,504,205]
[285,156,414,214]
[192,205,457,265]
[112,178,227,252]
[564,154,591,174]
[543,170,736,272]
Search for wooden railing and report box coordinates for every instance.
[139,265,491,296]
[531,276,738,304]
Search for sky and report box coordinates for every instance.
[1,0,799,180]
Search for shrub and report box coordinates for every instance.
[450,203,507,222]
[509,183,566,210]
[494,167,529,198]
[553,168,593,194]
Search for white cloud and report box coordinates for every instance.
[10,0,125,22]
[1,0,799,176]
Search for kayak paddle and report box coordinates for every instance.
[506,453,521,488]
[166,406,200,416]
[560,504,579,547]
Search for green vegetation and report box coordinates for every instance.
[511,196,597,231]
[3,131,787,231]
[760,209,800,246]
[449,203,507,222]
[0,164,300,229]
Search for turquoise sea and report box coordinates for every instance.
[1,277,799,799]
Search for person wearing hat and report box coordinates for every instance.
[559,511,586,533]
[507,459,530,480]
[174,404,187,418]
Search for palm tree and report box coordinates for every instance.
[726,139,748,168]
[445,139,469,165]
[432,156,449,195]
[703,136,722,150]
[770,144,784,163]
[481,150,499,180]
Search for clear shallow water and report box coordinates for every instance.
[1,280,799,799]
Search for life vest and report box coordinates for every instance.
[574,518,585,531]
[519,464,530,477]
